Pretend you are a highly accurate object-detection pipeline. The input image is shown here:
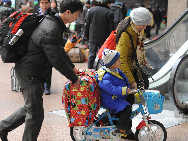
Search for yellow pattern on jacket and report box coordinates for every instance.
[116,24,138,84]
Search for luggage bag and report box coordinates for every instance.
[10,66,21,92]
[62,69,100,127]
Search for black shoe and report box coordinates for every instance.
[121,131,135,140]
[0,131,8,141]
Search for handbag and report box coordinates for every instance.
[126,31,149,89]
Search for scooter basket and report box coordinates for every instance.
[143,90,164,114]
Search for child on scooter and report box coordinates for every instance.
[96,49,136,140]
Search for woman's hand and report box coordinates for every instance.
[143,58,148,66]
[131,82,137,90]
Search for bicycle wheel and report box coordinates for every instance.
[135,120,167,141]
[70,126,85,141]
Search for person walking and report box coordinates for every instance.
[84,0,115,69]
[50,0,58,13]
[154,6,163,35]
[110,0,123,28]
[0,0,83,141]
[37,0,55,95]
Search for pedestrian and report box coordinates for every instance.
[154,6,163,34]
[115,7,151,128]
[84,0,115,69]
[126,5,134,16]
[0,1,15,22]
[110,0,123,28]
[97,49,137,140]
[37,0,52,15]
[50,0,58,13]
[0,0,82,141]
[121,3,127,19]
[37,0,55,95]
[21,1,34,13]
[144,8,154,38]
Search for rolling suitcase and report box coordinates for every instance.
[10,66,21,92]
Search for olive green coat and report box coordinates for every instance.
[116,24,138,84]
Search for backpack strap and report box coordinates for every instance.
[125,31,139,67]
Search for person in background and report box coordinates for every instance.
[110,0,123,29]
[34,0,40,13]
[97,49,136,139]
[84,0,115,69]
[0,0,3,7]
[0,0,82,140]
[18,3,25,11]
[126,5,134,16]
[162,7,167,25]
[38,0,51,15]
[37,0,54,95]
[121,3,127,19]
[21,1,34,13]
[154,6,163,35]
[51,0,58,13]
[144,8,154,38]
[83,0,90,23]
[0,1,15,22]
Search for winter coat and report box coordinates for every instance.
[15,14,78,84]
[84,5,115,44]
[115,24,138,84]
[110,3,123,28]
[97,67,130,114]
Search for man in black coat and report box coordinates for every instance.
[0,0,83,141]
[154,6,163,35]
[84,0,115,69]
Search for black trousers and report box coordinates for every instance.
[0,72,44,141]
[44,68,52,90]
[115,95,134,131]
[88,41,103,69]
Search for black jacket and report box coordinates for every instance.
[15,14,78,83]
[84,5,115,44]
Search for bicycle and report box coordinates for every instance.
[70,90,167,141]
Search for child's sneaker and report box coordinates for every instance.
[121,131,135,140]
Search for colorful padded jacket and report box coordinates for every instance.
[96,67,130,114]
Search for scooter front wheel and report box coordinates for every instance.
[135,120,167,141]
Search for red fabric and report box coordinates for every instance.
[62,69,100,127]
[97,30,116,59]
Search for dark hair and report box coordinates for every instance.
[6,1,12,6]
[91,0,97,6]
[102,0,111,5]
[116,17,131,44]
[39,0,50,2]
[86,0,90,5]
[60,0,83,14]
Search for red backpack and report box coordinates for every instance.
[62,69,100,127]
